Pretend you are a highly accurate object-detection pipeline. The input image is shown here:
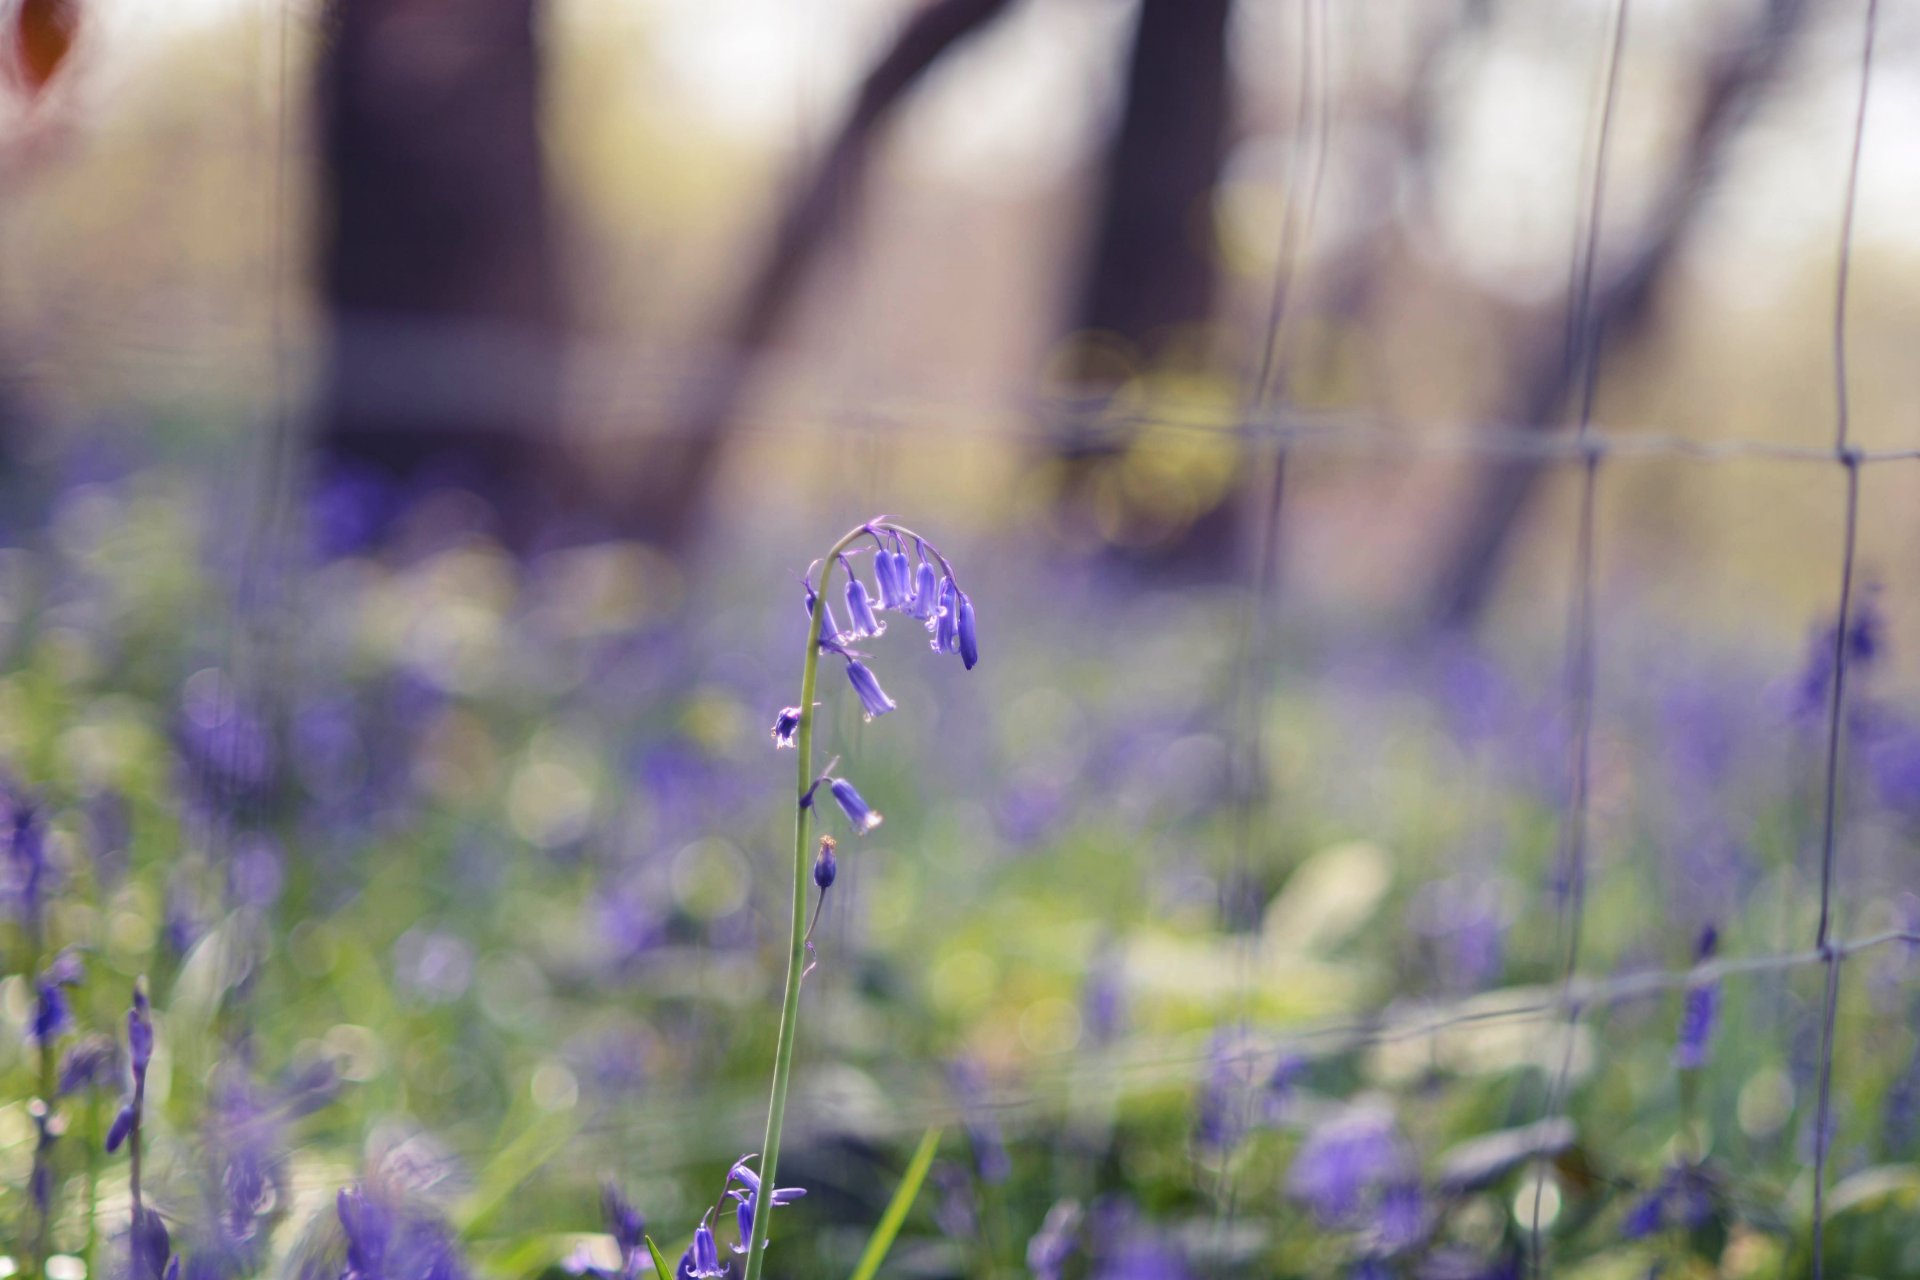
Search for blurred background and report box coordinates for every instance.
[4,0,1920,1276]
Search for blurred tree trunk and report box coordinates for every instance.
[639,0,1018,548]
[1054,0,1232,562]
[315,0,562,545]
[1426,0,1811,628]
[1068,0,1230,373]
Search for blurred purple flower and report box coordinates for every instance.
[1287,1104,1415,1226]
[1673,926,1720,1071]
[1026,1200,1082,1280]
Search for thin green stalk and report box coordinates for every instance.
[85,1092,101,1280]
[742,525,866,1280]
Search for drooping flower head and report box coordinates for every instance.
[828,778,881,833]
[844,661,895,722]
[812,836,837,890]
[769,707,801,750]
[681,1213,726,1279]
[840,557,885,639]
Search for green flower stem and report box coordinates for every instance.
[742,523,868,1280]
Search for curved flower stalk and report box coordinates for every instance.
[745,518,977,1280]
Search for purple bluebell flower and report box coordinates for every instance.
[338,1187,390,1280]
[32,979,70,1044]
[803,579,844,647]
[908,552,938,622]
[1287,1104,1414,1226]
[1375,1180,1424,1251]
[770,707,801,750]
[874,540,911,611]
[132,1205,174,1280]
[828,778,882,833]
[1026,1200,1082,1280]
[1673,925,1720,1071]
[130,983,155,1078]
[59,1035,121,1095]
[842,562,885,638]
[601,1182,645,1255]
[107,1103,136,1153]
[956,592,978,669]
[844,660,896,721]
[1792,591,1885,722]
[813,836,837,890]
[682,1215,726,1279]
[5,799,48,921]
[726,1157,805,1254]
[932,579,960,654]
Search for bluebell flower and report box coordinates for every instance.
[956,592,978,669]
[803,579,844,647]
[842,561,885,638]
[682,1214,726,1278]
[932,579,960,654]
[874,540,911,611]
[32,980,69,1044]
[1673,925,1720,1070]
[1025,1200,1082,1280]
[130,983,154,1078]
[1287,1104,1414,1226]
[770,706,801,750]
[726,1156,805,1254]
[828,778,882,833]
[338,1187,390,1280]
[132,1205,174,1280]
[5,799,47,921]
[844,660,896,721]
[813,836,837,890]
[908,552,938,622]
[1193,1037,1244,1156]
[601,1182,645,1256]
[107,1103,136,1153]
[59,1035,120,1095]
[1620,1163,1717,1240]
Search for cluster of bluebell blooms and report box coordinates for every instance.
[777,524,978,836]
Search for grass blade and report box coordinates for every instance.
[645,1235,674,1280]
[848,1128,941,1280]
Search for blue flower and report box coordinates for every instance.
[106,1103,135,1153]
[32,980,69,1044]
[828,778,882,833]
[601,1182,645,1255]
[956,592,978,669]
[932,579,960,654]
[874,540,912,611]
[842,561,885,639]
[813,837,837,890]
[129,983,154,1078]
[908,553,938,622]
[1287,1104,1414,1226]
[59,1036,120,1096]
[803,579,843,647]
[845,660,896,721]
[682,1215,726,1278]
[770,707,801,750]
[726,1156,805,1254]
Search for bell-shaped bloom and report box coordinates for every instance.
[683,1215,726,1278]
[813,837,837,890]
[770,706,802,749]
[106,1103,135,1154]
[129,984,154,1078]
[845,660,896,721]
[829,778,882,833]
[933,579,961,655]
[726,1157,807,1254]
[803,581,843,647]
[875,545,911,610]
[957,593,978,669]
[909,558,938,621]
[844,571,885,638]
